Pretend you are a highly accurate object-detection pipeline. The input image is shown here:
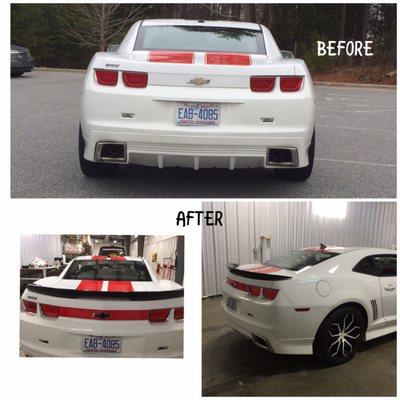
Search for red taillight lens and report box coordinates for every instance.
[250,76,276,92]
[148,308,170,323]
[41,304,60,318]
[263,288,279,300]
[248,286,261,297]
[122,71,148,88]
[280,76,303,92]
[95,69,118,86]
[23,300,37,314]
[174,307,184,320]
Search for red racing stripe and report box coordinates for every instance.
[247,265,282,274]
[108,281,134,292]
[206,53,251,66]
[76,280,103,291]
[149,51,194,64]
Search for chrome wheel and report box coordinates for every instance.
[328,313,361,358]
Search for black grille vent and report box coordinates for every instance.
[370,299,378,321]
[11,52,27,61]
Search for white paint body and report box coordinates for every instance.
[20,256,183,357]
[222,247,396,355]
[80,19,315,169]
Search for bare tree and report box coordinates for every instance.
[58,4,154,51]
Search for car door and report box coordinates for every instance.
[374,254,397,326]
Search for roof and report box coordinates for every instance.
[74,255,143,261]
[302,246,394,254]
[141,19,261,31]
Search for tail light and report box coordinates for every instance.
[250,76,276,92]
[280,76,303,92]
[41,304,60,318]
[122,71,148,88]
[248,286,261,297]
[95,69,118,86]
[263,288,279,300]
[174,307,184,320]
[148,308,170,323]
[23,300,37,314]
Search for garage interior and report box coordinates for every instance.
[202,201,396,396]
[20,234,184,295]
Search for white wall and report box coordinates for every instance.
[143,235,178,281]
[202,201,396,296]
[20,235,62,266]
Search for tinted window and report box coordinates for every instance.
[374,254,396,277]
[135,25,266,55]
[64,260,152,281]
[99,246,125,256]
[353,256,380,276]
[265,250,338,271]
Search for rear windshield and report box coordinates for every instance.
[135,25,266,55]
[64,259,152,281]
[265,250,338,271]
[98,246,125,256]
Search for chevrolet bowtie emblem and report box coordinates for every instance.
[187,77,211,86]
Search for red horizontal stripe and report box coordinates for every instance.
[149,51,194,64]
[206,53,251,66]
[247,265,282,274]
[60,307,149,320]
[76,280,103,291]
[110,256,126,261]
[92,256,107,261]
[108,281,133,292]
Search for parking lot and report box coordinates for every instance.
[11,70,396,198]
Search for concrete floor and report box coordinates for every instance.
[202,297,396,396]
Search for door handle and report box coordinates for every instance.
[384,284,396,291]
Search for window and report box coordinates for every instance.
[134,25,266,55]
[353,254,396,277]
[266,250,339,271]
[374,255,396,277]
[353,256,380,276]
[98,246,125,256]
[64,259,152,281]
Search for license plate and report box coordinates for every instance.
[226,296,238,311]
[175,103,220,126]
[82,335,122,353]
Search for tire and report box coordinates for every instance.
[314,306,365,365]
[274,130,315,181]
[79,126,118,177]
[11,72,24,77]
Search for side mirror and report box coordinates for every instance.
[107,45,119,52]
[281,50,294,59]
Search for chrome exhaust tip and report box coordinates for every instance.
[266,147,299,167]
[95,142,127,163]
[252,334,274,352]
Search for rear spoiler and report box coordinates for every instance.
[27,284,184,300]
[227,263,292,281]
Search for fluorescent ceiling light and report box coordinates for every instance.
[312,200,347,219]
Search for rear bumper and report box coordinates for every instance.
[81,78,315,169]
[221,287,331,355]
[81,125,312,169]
[11,59,34,74]
[20,312,183,358]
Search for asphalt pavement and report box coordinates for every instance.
[11,70,396,198]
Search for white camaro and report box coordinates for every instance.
[20,256,183,357]
[222,246,396,364]
[79,19,315,180]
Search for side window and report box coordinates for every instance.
[353,256,380,276]
[374,254,396,277]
